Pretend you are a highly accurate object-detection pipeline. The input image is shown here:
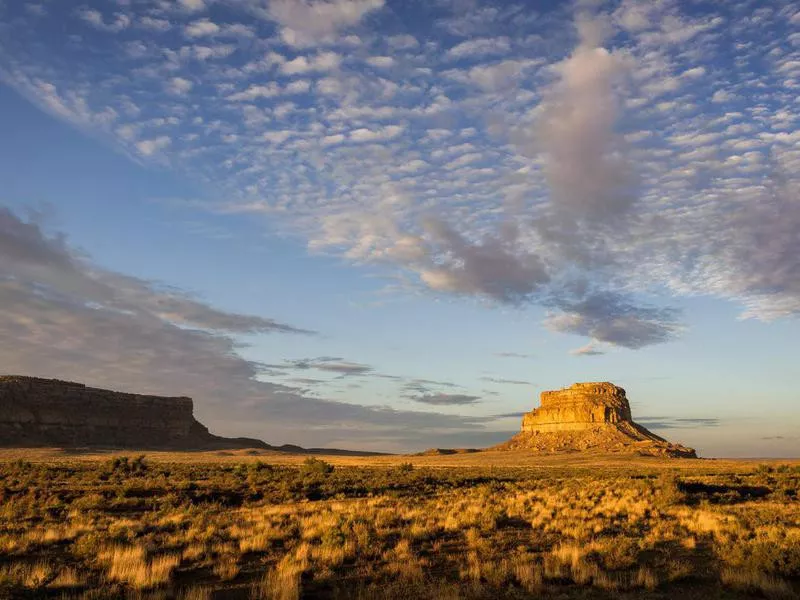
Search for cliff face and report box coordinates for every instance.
[522,382,632,433]
[0,376,264,449]
[501,382,697,458]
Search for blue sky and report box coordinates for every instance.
[1,0,798,456]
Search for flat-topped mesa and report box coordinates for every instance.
[500,381,697,458]
[522,382,632,433]
[0,375,268,450]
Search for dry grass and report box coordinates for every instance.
[0,452,797,598]
[98,544,180,589]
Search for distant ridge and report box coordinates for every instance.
[496,382,697,458]
[0,376,385,455]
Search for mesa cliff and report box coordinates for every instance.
[0,376,267,450]
[499,382,697,457]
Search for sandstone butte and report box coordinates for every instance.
[497,382,697,458]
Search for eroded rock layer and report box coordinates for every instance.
[501,382,696,457]
[0,376,266,449]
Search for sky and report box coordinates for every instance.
[0,0,798,457]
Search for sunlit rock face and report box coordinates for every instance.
[502,382,697,458]
[522,382,632,433]
[0,376,266,449]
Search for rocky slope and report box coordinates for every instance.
[498,382,697,457]
[0,376,267,449]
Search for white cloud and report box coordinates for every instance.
[614,1,652,32]
[138,16,171,31]
[322,133,346,146]
[280,52,341,74]
[446,37,511,59]
[263,130,294,145]
[227,84,280,101]
[285,79,311,94]
[387,34,418,50]
[179,0,206,12]
[185,18,219,37]
[267,0,385,47]
[77,7,130,32]
[166,76,193,95]
[135,136,171,156]
[366,56,394,68]
[711,89,733,103]
[681,66,706,78]
[466,59,540,91]
[349,125,403,142]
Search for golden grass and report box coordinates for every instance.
[721,567,794,598]
[0,452,797,598]
[0,561,55,588]
[99,544,180,589]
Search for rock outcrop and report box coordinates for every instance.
[0,376,267,449]
[499,382,696,457]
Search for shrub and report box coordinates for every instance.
[654,473,685,507]
[108,455,148,476]
[301,458,334,476]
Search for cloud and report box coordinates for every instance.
[4,0,799,357]
[494,352,533,359]
[166,77,193,95]
[492,411,527,419]
[266,0,385,47]
[135,136,171,156]
[387,34,418,50]
[544,291,681,349]
[366,56,394,68]
[349,125,403,142]
[411,393,481,406]
[462,59,540,91]
[185,18,219,37]
[613,1,653,32]
[637,417,721,430]
[179,0,206,12]
[415,218,550,304]
[537,14,634,220]
[480,377,532,385]
[0,208,73,271]
[569,342,604,356]
[76,7,130,32]
[0,207,312,336]
[280,52,341,74]
[280,357,373,376]
[227,84,281,102]
[697,176,800,321]
[446,37,511,60]
[138,16,172,32]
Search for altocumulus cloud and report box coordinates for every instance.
[2,0,800,355]
[0,207,496,452]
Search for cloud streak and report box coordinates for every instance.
[410,393,482,406]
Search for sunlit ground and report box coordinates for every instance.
[0,450,798,599]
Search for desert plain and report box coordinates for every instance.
[0,448,798,600]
